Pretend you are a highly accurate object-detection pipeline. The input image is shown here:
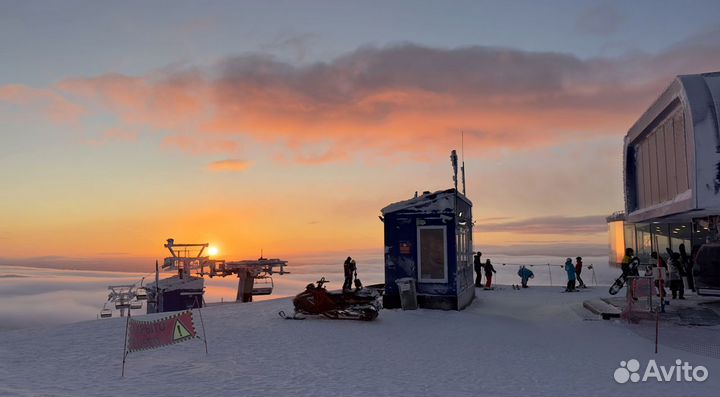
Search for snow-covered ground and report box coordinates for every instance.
[1,284,717,397]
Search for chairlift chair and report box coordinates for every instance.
[100,308,112,318]
[130,302,142,310]
[251,275,274,295]
[135,287,147,300]
[115,302,130,309]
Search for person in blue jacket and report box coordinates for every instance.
[517,266,534,288]
[564,258,577,292]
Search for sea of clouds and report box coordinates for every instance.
[0,253,616,331]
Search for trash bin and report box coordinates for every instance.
[395,278,418,310]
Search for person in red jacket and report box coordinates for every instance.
[484,259,496,290]
[575,257,587,288]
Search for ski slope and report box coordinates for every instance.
[1,285,717,397]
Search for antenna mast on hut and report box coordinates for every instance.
[461,131,466,196]
[450,149,458,192]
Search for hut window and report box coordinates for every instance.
[417,226,448,283]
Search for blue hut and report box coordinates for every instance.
[381,188,474,310]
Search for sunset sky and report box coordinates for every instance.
[2,1,720,269]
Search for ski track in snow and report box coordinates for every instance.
[0,286,718,397]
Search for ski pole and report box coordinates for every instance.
[547,264,553,286]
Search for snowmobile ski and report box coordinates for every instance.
[278,310,305,320]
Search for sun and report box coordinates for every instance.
[208,246,219,256]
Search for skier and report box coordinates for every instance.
[342,257,356,291]
[575,256,587,288]
[517,265,534,288]
[668,252,685,300]
[564,258,576,292]
[473,251,483,287]
[484,259,496,290]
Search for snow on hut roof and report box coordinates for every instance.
[381,188,471,215]
[146,275,204,291]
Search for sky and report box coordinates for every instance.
[2,0,720,270]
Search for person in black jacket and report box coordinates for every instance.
[679,243,695,292]
[473,251,483,287]
[484,259,496,290]
[342,257,356,291]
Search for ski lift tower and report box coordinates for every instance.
[162,238,289,303]
[218,257,289,302]
[102,284,147,318]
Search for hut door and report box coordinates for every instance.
[417,226,448,283]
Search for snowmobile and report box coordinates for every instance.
[608,257,641,295]
[279,277,382,321]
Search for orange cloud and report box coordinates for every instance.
[207,159,252,172]
[25,31,720,163]
[0,84,85,123]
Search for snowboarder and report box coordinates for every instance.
[621,248,637,277]
[575,256,587,288]
[517,265,534,288]
[668,252,685,300]
[609,248,640,295]
[343,257,356,291]
[473,251,483,287]
[484,259,496,290]
[564,258,576,292]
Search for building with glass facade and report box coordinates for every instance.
[608,72,720,267]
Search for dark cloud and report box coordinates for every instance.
[477,215,608,234]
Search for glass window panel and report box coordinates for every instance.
[635,145,644,209]
[669,223,691,254]
[653,224,670,258]
[419,227,446,281]
[624,224,637,252]
[674,113,689,192]
[656,124,668,202]
[643,140,652,208]
[649,132,659,205]
[635,223,653,264]
[665,121,677,198]
[692,222,711,255]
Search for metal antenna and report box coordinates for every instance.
[450,150,458,191]
[461,131,466,196]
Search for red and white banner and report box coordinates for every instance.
[127,310,197,353]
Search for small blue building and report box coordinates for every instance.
[381,189,475,310]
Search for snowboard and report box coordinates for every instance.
[608,276,625,295]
